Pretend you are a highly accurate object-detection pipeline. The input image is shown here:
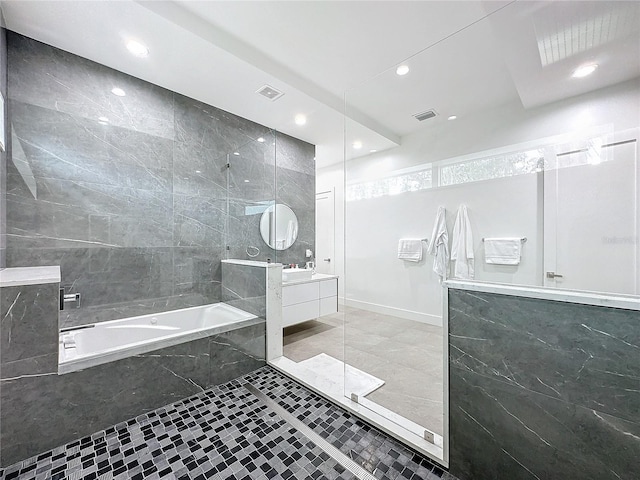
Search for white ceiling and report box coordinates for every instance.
[2,1,639,168]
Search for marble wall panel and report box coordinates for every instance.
[0,283,58,364]
[7,32,175,140]
[221,262,267,318]
[448,288,640,480]
[209,323,266,385]
[6,29,314,325]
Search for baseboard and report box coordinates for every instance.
[343,298,442,326]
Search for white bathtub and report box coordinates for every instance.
[58,303,260,374]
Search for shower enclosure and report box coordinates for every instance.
[339,0,640,466]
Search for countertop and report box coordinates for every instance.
[282,273,339,286]
[0,266,61,288]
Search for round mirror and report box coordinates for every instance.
[259,204,299,250]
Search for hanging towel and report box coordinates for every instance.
[484,238,521,265]
[451,205,474,279]
[427,207,449,280]
[397,239,423,262]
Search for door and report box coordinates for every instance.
[316,190,335,274]
[544,134,638,295]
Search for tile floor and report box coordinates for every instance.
[0,366,457,480]
[283,307,444,436]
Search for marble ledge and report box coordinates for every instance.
[222,259,282,268]
[282,273,339,286]
[0,266,61,288]
[444,279,640,312]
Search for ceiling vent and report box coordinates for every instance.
[256,84,284,101]
[414,109,438,121]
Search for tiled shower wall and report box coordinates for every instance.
[448,288,640,480]
[5,32,315,327]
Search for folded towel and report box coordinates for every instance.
[398,238,423,262]
[428,207,449,280]
[484,238,521,265]
[451,205,474,279]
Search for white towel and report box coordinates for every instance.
[484,238,521,265]
[398,239,423,262]
[427,207,449,280]
[451,205,474,279]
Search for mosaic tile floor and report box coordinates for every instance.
[0,366,458,480]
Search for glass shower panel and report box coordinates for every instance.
[225,130,277,263]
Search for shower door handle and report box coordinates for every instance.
[546,271,563,279]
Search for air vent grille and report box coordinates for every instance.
[256,85,284,101]
[414,109,437,121]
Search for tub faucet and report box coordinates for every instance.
[59,287,81,310]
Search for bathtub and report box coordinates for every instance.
[59,303,260,374]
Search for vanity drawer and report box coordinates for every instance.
[319,296,338,316]
[283,301,320,327]
[319,279,337,298]
[282,282,319,306]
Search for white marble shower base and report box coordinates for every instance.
[298,353,385,398]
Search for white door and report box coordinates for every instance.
[316,190,335,274]
[543,134,638,295]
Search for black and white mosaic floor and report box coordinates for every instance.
[1,367,457,480]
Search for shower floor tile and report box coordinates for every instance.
[0,366,457,480]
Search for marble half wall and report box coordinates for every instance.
[5,31,315,326]
[447,287,640,480]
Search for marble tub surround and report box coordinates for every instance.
[0,265,59,287]
[6,31,315,326]
[447,285,640,480]
[221,260,269,319]
[0,321,265,467]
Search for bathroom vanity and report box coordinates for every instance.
[282,273,338,327]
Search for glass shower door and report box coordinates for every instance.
[543,132,639,295]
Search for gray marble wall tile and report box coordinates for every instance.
[209,322,266,385]
[6,29,313,327]
[174,93,273,154]
[448,288,640,480]
[276,131,316,176]
[172,141,227,197]
[7,170,174,249]
[7,32,174,140]
[173,194,226,247]
[0,283,58,364]
[11,101,174,191]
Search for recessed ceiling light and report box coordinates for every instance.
[294,114,307,126]
[572,63,598,78]
[448,115,457,120]
[111,87,126,97]
[369,149,377,153]
[233,152,240,156]
[396,65,410,76]
[98,116,109,125]
[353,141,362,149]
[126,40,149,58]
[257,137,265,143]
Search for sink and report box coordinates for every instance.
[282,268,313,282]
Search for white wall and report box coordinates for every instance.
[316,79,640,323]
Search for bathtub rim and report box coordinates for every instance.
[58,303,262,375]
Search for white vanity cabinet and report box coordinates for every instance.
[282,274,338,328]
